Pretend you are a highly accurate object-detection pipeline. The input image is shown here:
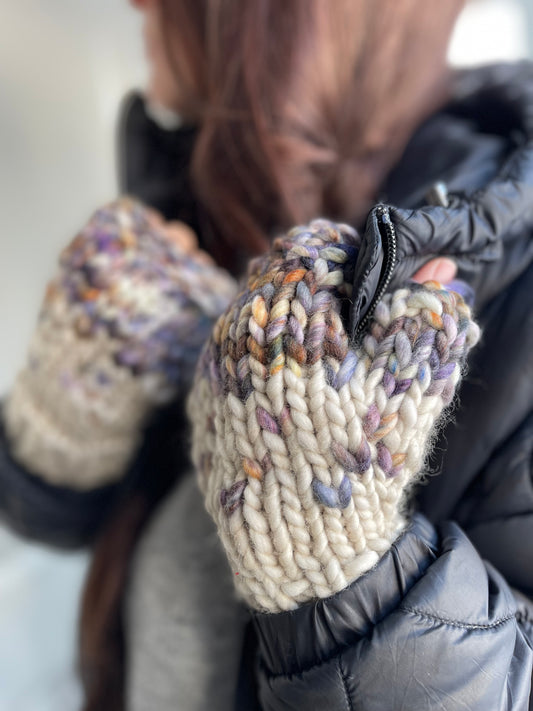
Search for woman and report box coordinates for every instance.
[1,1,532,709]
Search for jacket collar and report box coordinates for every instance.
[349,61,533,332]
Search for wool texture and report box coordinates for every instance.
[188,219,481,612]
[5,198,236,489]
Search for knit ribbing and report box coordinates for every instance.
[188,219,480,612]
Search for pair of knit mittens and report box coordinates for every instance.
[6,203,479,613]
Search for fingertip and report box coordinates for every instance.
[412,257,457,285]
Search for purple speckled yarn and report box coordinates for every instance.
[188,219,480,613]
[5,197,237,489]
[53,198,236,395]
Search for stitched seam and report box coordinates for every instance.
[338,657,355,711]
[261,610,520,683]
[399,606,516,630]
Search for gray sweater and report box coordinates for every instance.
[126,474,248,711]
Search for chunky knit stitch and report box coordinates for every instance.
[188,219,480,612]
[5,198,236,489]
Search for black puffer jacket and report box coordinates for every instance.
[248,63,533,711]
[1,62,533,709]
[254,516,532,710]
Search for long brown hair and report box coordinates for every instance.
[159,0,464,262]
[80,1,464,708]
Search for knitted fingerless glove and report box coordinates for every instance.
[188,220,480,612]
[4,198,236,490]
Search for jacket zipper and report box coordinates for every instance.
[354,206,397,338]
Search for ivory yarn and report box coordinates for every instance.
[188,219,480,612]
[5,198,236,489]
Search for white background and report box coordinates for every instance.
[0,1,531,709]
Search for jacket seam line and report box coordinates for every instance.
[399,606,516,630]
[259,607,522,683]
[338,657,355,711]
[261,647,360,682]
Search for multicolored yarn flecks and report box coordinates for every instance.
[188,219,481,612]
[5,198,236,489]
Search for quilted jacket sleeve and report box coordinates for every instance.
[0,403,123,547]
[0,398,188,548]
[253,514,533,711]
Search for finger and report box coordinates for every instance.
[411,257,457,285]
[164,221,199,253]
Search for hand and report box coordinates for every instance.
[4,198,236,490]
[189,220,479,612]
